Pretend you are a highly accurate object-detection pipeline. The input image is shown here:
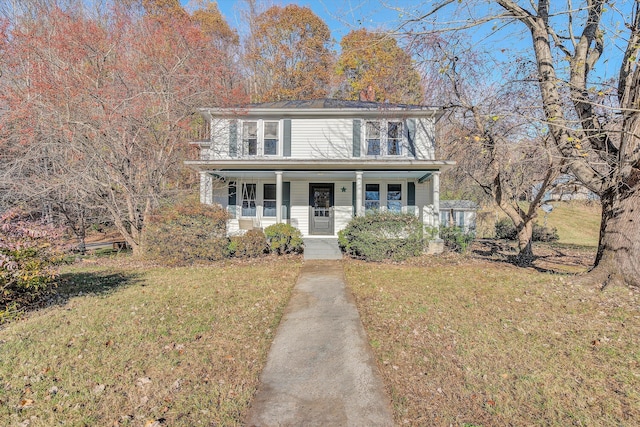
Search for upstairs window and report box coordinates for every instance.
[387,122,402,155]
[365,120,403,156]
[366,121,381,155]
[239,120,279,156]
[242,122,258,156]
[264,122,279,155]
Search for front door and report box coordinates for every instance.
[309,184,334,235]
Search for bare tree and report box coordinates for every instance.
[404,1,640,287]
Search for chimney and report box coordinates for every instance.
[359,84,375,102]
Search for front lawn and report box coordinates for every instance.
[0,259,301,426]
[346,257,640,426]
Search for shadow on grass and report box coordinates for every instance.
[55,270,143,299]
[470,239,595,275]
[1,270,143,325]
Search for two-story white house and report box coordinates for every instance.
[185,99,454,248]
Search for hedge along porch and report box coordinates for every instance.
[185,99,455,247]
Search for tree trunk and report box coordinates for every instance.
[590,188,640,288]
[516,220,534,264]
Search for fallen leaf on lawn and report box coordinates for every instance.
[19,398,34,408]
[105,339,114,347]
[92,384,106,395]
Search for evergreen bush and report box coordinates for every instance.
[494,218,559,242]
[440,226,475,253]
[264,223,304,254]
[227,229,268,258]
[339,212,423,262]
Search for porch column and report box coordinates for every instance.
[433,172,440,229]
[355,171,363,217]
[200,171,213,204]
[275,171,283,223]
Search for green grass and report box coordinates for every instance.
[0,258,301,426]
[541,201,601,247]
[478,201,601,248]
[346,258,640,426]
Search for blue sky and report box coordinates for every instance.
[184,1,630,82]
[188,1,412,40]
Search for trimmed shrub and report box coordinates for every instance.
[339,212,423,262]
[1,210,64,322]
[494,218,517,240]
[533,223,559,242]
[228,229,268,258]
[440,226,475,253]
[264,223,304,255]
[143,198,229,265]
[494,218,559,242]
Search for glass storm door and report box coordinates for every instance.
[309,184,334,235]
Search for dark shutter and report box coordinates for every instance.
[229,120,238,157]
[283,119,292,157]
[406,119,416,158]
[352,119,361,157]
[228,182,237,218]
[283,182,290,220]
[352,181,356,216]
[408,182,416,207]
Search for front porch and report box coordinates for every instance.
[186,158,453,238]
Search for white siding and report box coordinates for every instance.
[204,119,230,159]
[290,181,309,235]
[334,181,354,232]
[290,118,353,159]
[210,116,439,160]
[414,118,436,160]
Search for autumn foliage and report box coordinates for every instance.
[245,4,335,102]
[1,210,64,321]
[0,2,245,254]
[336,29,423,104]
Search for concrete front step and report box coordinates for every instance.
[303,238,342,260]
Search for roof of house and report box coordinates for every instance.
[199,98,443,119]
[440,200,480,210]
[247,98,439,110]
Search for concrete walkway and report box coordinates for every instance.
[246,260,394,427]
[303,238,342,260]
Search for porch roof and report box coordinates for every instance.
[185,158,455,180]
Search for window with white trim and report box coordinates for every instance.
[240,120,279,156]
[365,120,403,156]
[242,122,258,156]
[387,184,402,211]
[263,184,276,217]
[365,184,380,212]
[387,122,402,155]
[241,183,256,217]
[366,121,381,155]
[264,121,279,155]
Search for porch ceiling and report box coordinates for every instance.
[185,159,455,180]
